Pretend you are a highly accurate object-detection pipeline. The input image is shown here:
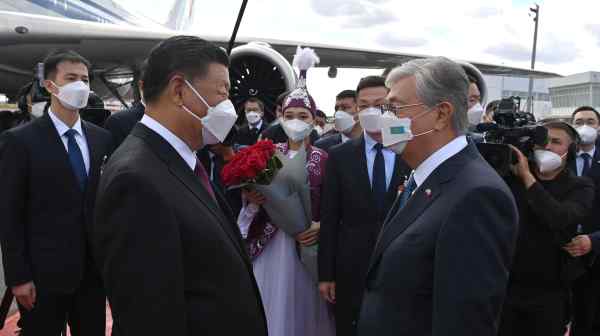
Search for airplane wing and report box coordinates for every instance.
[0,10,561,100]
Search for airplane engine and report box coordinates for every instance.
[459,61,488,105]
[229,42,296,123]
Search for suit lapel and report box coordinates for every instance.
[82,122,104,190]
[367,144,476,276]
[36,114,82,193]
[132,124,247,260]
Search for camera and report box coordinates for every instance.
[476,96,547,176]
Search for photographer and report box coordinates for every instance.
[498,121,595,336]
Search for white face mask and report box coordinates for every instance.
[534,149,565,173]
[246,111,262,125]
[182,80,237,146]
[334,110,356,134]
[359,107,383,133]
[467,102,484,126]
[380,110,435,155]
[30,102,46,118]
[49,80,90,110]
[282,119,313,142]
[577,125,598,145]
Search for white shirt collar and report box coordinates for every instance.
[48,107,84,137]
[341,133,350,143]
[578,146,596,158]
[140,115,197,171]
[364,131,381,150]
[413,135,468,187]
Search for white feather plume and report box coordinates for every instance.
[292,46,320,71]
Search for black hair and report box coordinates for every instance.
[315,109,326,118]
[356,76,386,96]
[17,82,34,113]
[336,90,356,101]
[571,106,600,123]
[244,97,265,111]
[467,75,478,84]
[142,36,229,103]
[43,50,91,80]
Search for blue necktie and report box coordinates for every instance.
[65,129,87,190]
[397,174,417,210]
[581,153,592,176]
[373,143,387,212]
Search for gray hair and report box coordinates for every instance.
[385,57,469,135]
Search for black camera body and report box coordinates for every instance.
[476,96,547,176]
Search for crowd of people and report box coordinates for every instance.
[0,35,599,336]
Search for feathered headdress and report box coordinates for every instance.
[283,46,320,116]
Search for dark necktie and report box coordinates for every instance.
[397,174,417,210]
[195,161,216,200]
[581,153,592,176]
[64,129,87,190]
[373,143,387,212]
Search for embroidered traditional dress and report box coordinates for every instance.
[238,143,335,336]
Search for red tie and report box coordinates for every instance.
[194,161,216,200]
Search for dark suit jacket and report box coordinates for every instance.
[92,124,267,336]
[197,148,243,216]
[235,121,267,146]
[319,135,410,335]
[314,133,343,153]
[260,122,319,145]
[569,148,600,249]
[103,101,145,149]
[358,143,519,336]
[0,113,112,293]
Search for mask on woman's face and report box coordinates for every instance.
[282,119,314,142]
[533,149,566,173]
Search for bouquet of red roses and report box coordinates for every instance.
[221,140,283,188]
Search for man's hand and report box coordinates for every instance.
[12,281,36,311]
[508,145,536,189]
[242,189,266,205]
[564,235,593,257]
[319,281,336,304]
[296,222,320,247]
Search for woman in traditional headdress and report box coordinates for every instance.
[238,47,335,336]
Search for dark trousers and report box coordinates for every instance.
[20,271,105,336]
[572,271,600,336]
[498,288,568,336]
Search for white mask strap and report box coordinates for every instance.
[184,79,211,109]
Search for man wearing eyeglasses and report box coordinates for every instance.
[319,75,410,336]
[357,57,518,336]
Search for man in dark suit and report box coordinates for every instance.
[235,97,268,147]
[357,57,519,336]
[0,50,111,335]
[92,36,267,335]
[566,106,600,336]
[319,76,410,336]
[103,99,145,148]
[315,89,362,153]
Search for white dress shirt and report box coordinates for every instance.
[576,146,596,177]
[48,108,90,174]
[341,133,350,144]
[249,120,264,131]
[140,115,197,171]
[413,135,468,187]
[364,131,396,190]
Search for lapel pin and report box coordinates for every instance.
[425,189,432,197]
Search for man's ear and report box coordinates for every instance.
[43,80,57,95]
[435,102,455,131]
[167,74,186,107]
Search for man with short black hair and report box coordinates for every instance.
[92,36,267,336]
[235,97,268,146]
[0,49,112,335]
[319,75,410,336]
[566,106,600,336]
[315,89,361,152]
